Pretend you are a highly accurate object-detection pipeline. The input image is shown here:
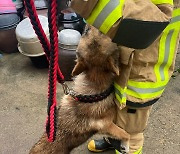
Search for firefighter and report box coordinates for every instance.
[70,0,180,153]
[87,2,179,154]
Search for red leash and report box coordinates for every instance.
[24,0,63,142]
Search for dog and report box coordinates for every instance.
[29,25,130,154]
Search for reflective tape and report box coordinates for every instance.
[159,30,174,81]
[93,0,119,29]
[156,9,180,82]
[128,85,166,94]
[86,0,110,25]
[126,88,165,99]
[114,82,127,104]
[86,0,173,34]
[115,146,142,154]
[133,146,143,154]
[173,8,180,17]
[86,0,124,34]
[120,9,180,100]
[170,15,180,24]
[151,0,173,5]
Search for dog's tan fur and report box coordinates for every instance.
[29,26,130,154]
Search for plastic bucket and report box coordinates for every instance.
[0,13,20,53]
[16,15,49,68]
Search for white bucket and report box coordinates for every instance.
[15,15,49,57]
[58,29,81,50]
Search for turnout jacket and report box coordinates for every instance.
[71,0,180,107]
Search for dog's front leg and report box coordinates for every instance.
[102,122,130,153]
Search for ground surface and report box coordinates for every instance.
[0,45,179,154]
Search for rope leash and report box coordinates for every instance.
[24,0,115,142]
[24,0,64,83]
[24,0,62,142]
[46,0,59,142]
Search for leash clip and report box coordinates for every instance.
[61,82,78,100]
[62,82,70,95]
[68,89,77,99]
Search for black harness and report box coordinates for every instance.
[62,83,114,103]
[63,82,158,106]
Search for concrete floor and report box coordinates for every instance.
[0,46,180,154]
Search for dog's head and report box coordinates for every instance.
[72,25,120,77]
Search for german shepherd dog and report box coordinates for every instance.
[29,25,130,154]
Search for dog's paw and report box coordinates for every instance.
[120,140,129,154]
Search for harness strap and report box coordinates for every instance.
[71,85,114,103]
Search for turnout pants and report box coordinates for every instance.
[115,105,152,154]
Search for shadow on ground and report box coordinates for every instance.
[0,46,179,154]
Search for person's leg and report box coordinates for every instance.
[88,106,152,153]
[128,133,143,154]
[115,106,151,154]
[88,134,143,154]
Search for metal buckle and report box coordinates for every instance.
[61,82,70,95]
[61,82,77,99]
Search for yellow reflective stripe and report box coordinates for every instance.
[173,8,180,17]
[127,84,166,94]
[115,93,126,104]
[126,9,179,100]
[133,146,143,154]
[154,29,167,82]
[126,87,165,99]
[128,80,168,88]
[165,8,180,30]
[157,30,174,81]
[115,146,142,154]
[114,82,127,104]
[93,0,119,30]
[86,0,110,24]
[151,0,173,5]
[86,0,123,34]
[99,0,124,34]
[156,9,180,82]
[164,30,179,80]
[170,15,180,25]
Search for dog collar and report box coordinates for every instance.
[62,83,114,103]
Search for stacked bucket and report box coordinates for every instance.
[1,0,86,80]
[0,0,21,53]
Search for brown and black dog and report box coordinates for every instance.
[29,26,130,154]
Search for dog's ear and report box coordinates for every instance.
[72,60,87,76]
[107,57,120,76]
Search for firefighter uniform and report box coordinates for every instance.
[70,0,180,153]
[114,7,180,153]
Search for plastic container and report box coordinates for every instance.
[57,0,70,12]
[16,15,49,68]
[58,8,86,34]
[12,0,25,20]
[0,0,17,14]
[23,0,48,17]
[58,29,81,81]
[0,13,20,53]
